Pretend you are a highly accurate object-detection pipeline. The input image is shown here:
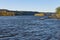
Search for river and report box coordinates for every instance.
[0,16,60,40]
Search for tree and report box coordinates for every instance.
[55,7,60,19]
[49,7,60,19]
[56,7,60,14]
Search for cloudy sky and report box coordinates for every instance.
[0,0,60,12]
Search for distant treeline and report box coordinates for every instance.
[14,11,38,16]
[0,9,54,16]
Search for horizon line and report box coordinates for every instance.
[0,8,55,12]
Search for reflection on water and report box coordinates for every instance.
[0,16,60,40]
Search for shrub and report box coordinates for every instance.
[34,13,45,16]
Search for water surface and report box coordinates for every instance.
[0,16,60,40]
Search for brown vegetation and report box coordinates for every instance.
[34,13,45,16]
[0,10,15,16]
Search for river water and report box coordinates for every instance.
[0,16,60,40]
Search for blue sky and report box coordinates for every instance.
[0,0,60,12]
